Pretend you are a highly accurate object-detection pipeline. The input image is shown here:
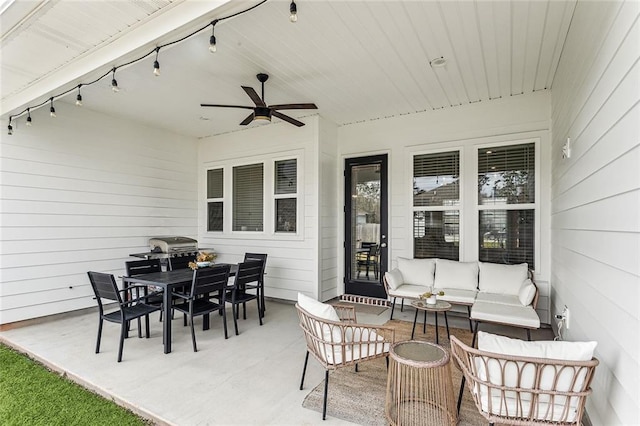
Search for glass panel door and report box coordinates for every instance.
[344,155,388,299]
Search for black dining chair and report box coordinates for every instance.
[243,253,267,316]
[88,271,160,362]
[171,264,231,351]
[125,259,164,324]
[168,255,192,271]
[226,260,264,336]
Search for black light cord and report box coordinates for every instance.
[6,0,269,129]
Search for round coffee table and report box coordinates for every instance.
[410,299,452,343]
[385,340,457,426]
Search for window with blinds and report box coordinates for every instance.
[206,168,223,232]
[274,159,297,233]
[413,150,460,260]
[233,163,264,232]
[478,143,535,267]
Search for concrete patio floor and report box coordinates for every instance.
[0,299,553,425]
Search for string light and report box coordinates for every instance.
[5,0,271,134]
[153,48,161,76]
[289,1,298,23]
[76,85,83,106]
[49,97,57,117]
[111,68,120,92]
[209,20,218,53]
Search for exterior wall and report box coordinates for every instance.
[197,117,320,301]
[549,1,640,424]
[0,104,198,324]
[318,117,339,301]
[338,91,552,323]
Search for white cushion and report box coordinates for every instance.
[387,284,430,299]
[434,259,478,291]
[471,301,540,328]
[437,288,477,305]
[518,279,536,306]
[384,268,404,290]
[326,329,390,364]
[297,293,341,343]
[478,262,528,295]
[397,257,435,286]
[476,331,597,422]
[475,292,521,306]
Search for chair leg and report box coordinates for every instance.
[355,363,358,372]
[257,298,263,326]
[300,351,310,390]
[243,302,247,320]
[145,314,151,338]
[457,376,466,414]
[322,370,329,420]
[400,298,404,312]
[390,297,396,320]
[386,356,389,370]
[467,306,473,331]
[190,313,197,352]
[95,318,103,353]
[526,329,532,341]
[232,303,239,335]
[117,322,126,363]
[471,321,480,348]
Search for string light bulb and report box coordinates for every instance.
[289,1,297,23]
[153,48,161,76]
[111,68,120,92]
[8,119,13,135]
[26,108,32,126]
[209,20,218,53]
[75,85,83,106]
[49,97,57,117]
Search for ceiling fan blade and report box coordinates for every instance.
[200,104,254,110]
[241,86,266,107]
[269,103,318,110]
[239,113,255,126]
[272,111,305,127]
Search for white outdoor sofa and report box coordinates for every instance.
[383,258,540,340]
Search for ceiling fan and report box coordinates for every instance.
[200,73,317,127]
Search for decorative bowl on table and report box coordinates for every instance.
[196,261,211,268]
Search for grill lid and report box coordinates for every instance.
[149,236,197,253]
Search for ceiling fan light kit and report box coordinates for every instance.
[201,73,317,128]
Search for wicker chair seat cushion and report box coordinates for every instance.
[387,283,429,299]
[434,258,479,291]
[434,288,477,305]
[471,301,540,328]
[474,332,597,422]
[478,262,528,295]
[324,329,389,365]
[397,257,436,287]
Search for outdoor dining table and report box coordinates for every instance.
[122,263,237,354]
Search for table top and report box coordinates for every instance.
[122,263,237,288]
[391,340,449,367]
[411,299,452,312]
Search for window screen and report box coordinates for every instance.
[207,168,223,232]
[233,163,263,231]
[275,159,297,194]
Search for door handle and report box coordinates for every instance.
[380,243,387,248]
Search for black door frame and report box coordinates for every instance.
[344,154,388,299]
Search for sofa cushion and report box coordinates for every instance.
[471,300,540,328]
[434,259,479,291]
[437,288,477,305]
[397,257,435,287]
[387,284,429,299]
[384,268,404,290]
[475,292,521,306]
[518,279,536,306]
[479,262,528,296]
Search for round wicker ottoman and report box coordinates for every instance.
[385,340,457,426]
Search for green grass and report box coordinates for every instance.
[0,343,151,426]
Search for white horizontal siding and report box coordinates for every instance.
[319,118,339,301]
[0,105,198,324]
[550,1,640,424]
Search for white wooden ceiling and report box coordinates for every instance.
[1,0,576,138]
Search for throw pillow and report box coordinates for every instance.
[478,262,528,295]
[396,257,436,286]
[518,279,536,306]
[297,293,342,343]
[434,259,479,291]
[384,268,404,290]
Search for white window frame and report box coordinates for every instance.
[273,157,299,233]
[205,167,224,232]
